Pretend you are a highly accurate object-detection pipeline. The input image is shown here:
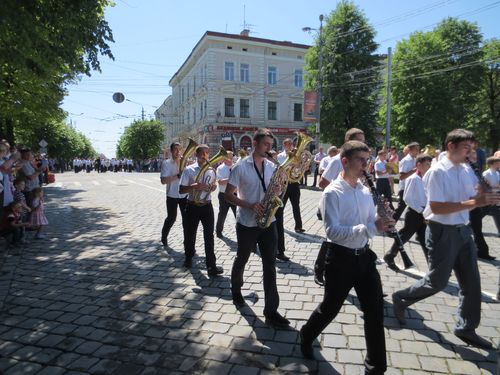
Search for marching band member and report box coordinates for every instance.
[215,151,236,238]
[393,142,419,221]
[225,128,290,328]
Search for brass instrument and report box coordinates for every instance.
[255,152,295,228]
[179,138,198,174]
[286,132,313,183]
[192,146,228,205]
[421,144,437,157]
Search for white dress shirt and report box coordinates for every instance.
[322,154,343,182]
[160,159,186,199]
[180,162,215,202]
[277,150,288,165]
[483,168,499,189]
[398,154,416,192]
[216,163,231,193]
[319,155,332,174]
[403,173,426,213]
[320,174,379,249]
[375,160,389,179]
[422,157,477,225]
[228,155,276,227]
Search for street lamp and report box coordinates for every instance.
[112,92,145,121]
[303,14,324,151]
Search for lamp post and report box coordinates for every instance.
[112,92,145,120]
[303,14,324,151]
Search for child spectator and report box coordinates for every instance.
[29,187,48,239]
[0,201,29,246]
[13,177,31,222]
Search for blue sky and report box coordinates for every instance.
[61,0,499,158]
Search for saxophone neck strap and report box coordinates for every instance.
[253,159,266,193]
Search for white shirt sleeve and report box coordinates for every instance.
[424,169,447,203]
[322,158,342,183]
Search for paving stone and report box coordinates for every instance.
[4,361,42,375]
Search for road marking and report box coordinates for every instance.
[107,179,118,185]
[73,181,82,187]
[124,179,164,193]
[50,182,63,188]
[139,178,152,183]
[92,181,100,186]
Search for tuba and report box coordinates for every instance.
[192,146,228,205]
[421,144,437,157]
[286,132,313,183]
[255,152,295,228]
[179,138,198,174]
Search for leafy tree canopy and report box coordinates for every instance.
[116,120,164,161]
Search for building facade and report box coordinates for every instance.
[159,31,311,152]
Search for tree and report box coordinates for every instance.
[382,18,485,148]
[305,1,380,145]
[0,0,114,143]
[116,120,164,161]
[478,39,500,151]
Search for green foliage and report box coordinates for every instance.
[0,0,114,142]
[116,120,164,161]
[305,1,380,145]
[381,18,486,148]
[15,121,97,160]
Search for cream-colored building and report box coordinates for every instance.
[158,30,311,152]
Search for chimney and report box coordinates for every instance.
[240,29,250,37]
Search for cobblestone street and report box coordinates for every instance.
[0,172,498,374]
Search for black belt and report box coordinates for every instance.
[187,200,211,207]
[324,242,369,256]
[428,220,468,228]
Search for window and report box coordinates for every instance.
[294,69,303,88]
[294,103,302,121]
[224,62,234,81]
[193,108,196,122]
[181,88,184,103]
[240,63,249,83]
[204,100,207,117]
[187,82,190,97]
[268,66,277,85]
[200,102,203,119]
[240,99,250,118]
[268,101,277,120]
[225,98,235,117]
[193,76,196,92]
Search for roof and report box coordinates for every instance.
[169,31,311,85]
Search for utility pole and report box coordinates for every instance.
[141,107,145,121]
[316,14,324,151]
[385,47,392,147]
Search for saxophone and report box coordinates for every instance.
[255,152,294,228]
[363,171,415,270]
[192,146,228,205]
[286,132,313,183]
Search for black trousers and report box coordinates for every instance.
[313,167,320,187]
[161,197,187,244]
[216,192,236,235]
[184,202,216,268]
[470,207,490,256]
[388,207,428,260]
[231,222,279,316]
[283,182,302,230]
[393,190,406,221]
[375,178,394,211]
[301,244,386,374]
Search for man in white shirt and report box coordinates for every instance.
[160,143,187,248]
[319,128,365,189]
[312,147,326,187]
[179,145,223,277]
[483,156,500,235]
[225,128,290,328]
[300,141,392,373]
[215,151,236,238]
[392,129,500,350]
[384,154,432,271]
[374,149,394,211]
[393,142,420,221]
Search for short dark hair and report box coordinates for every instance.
[170,142,181,152]
[444,129,475,147]
[377,149,387,156]
[486,156,500,166]
[344,128,364,142]
[253,128,273,143]
[340,141,370,160]
[416,153,433,164]
[195,144,209,155]
[13,177,26,186]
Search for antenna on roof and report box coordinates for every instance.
[240,4,254,36]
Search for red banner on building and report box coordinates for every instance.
[303,91,317,123]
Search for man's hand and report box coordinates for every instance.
[248,202,265,217]
[476,192,500,207]
[375,216,396,233]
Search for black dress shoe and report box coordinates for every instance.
[264,312,290,328]
[295,228,306,233]
[392,293,407,325]
[383,254,400,271]
[207,265,223,277]
[276,253,290,262]
[183,258,192,268]
[454,329,493,350]
[232,292,246,308]
[299,328,314,359]
[478,253,496,261]
[216,232,223,239]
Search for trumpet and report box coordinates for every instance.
[192,146,228,205]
